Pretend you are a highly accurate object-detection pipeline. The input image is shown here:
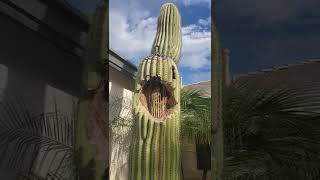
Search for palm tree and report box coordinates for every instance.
[180,89,211,180]
[223,81,320,180]
[181,80,320,180]
[0,96,77,180]
[0,95,110,180]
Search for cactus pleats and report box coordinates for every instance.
[130,3,182,180]
[151,3,182,63]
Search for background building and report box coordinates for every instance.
[108,49,137,180]
[233,59,320,113]
[0,0,89,179]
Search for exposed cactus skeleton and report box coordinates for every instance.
[129,3,182,180]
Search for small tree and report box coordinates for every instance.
[223,81,320,180]
[180,89,211,180]
[181,81,320,180]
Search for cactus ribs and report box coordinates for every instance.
[129,3,182,180]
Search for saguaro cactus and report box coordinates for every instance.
[129,3,182,180]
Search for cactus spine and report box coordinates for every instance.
[129,3,182,180]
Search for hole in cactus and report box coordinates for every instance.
[139,77,177,121]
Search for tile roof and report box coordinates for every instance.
[183,80,211,97]
[182,59,320,99]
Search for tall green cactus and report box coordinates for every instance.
[129,3,182,180]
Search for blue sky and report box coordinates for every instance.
[67,0,320,85]
[108,0,211,85]
[218,0,320,74]
[67,0,211,85]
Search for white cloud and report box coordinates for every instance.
[198,16,211,26]
[110,1,211,73]
[109,9,157,63]
[180,22,211,69]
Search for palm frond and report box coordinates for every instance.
[180,89,211,146]
[223,81,320,180]
[0,95,75,179]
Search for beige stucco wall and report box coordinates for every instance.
[181,136,212,180]
[109,66,135,180]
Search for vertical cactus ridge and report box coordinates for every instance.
[146,59,151,81]
[138,55,178,87]
[153,124,161,180]
[152,3,182,63]
[166,115,173,179]
[130,113,181,179]
[130,3,182,180]
[145,120,154,180]
[151,58,157,77]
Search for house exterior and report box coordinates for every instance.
[108,49,137,180]
[233,59,320,113]
[0,0,88,112]
[0,0,90,179]
[109,50,137,101]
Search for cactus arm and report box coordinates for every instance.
[152,3,182,63]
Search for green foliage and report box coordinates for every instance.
[181,80,320,180]
[181,89,211,146]
[180,89,211,180]
[223,81,320,180]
